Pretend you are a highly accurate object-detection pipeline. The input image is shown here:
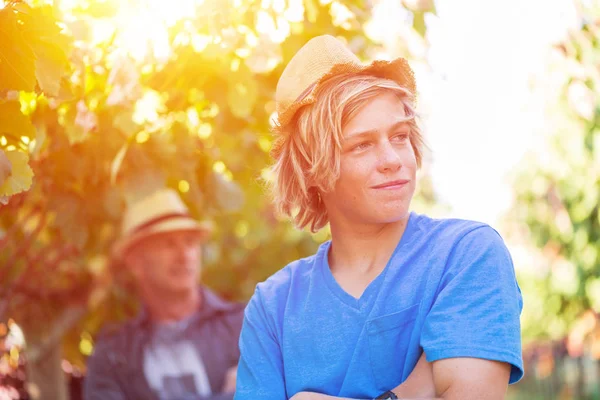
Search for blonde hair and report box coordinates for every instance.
[270,74,425,233]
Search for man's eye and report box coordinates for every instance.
[352,142,370,151]
[392,133,409,142]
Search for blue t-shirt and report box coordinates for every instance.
[235,213,524,399]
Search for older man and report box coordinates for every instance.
[85,188,243,400]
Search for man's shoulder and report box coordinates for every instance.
[202,286,246,314]
[90,317,143,363]
[94,318,139,345]
[245,248,322,319]
[413,214,513,277]
[200,287,246,333]
[256,249,321,297]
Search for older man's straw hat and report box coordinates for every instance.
[113,188,212,259]
[274,35,416,128]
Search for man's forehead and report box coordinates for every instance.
[141,230,200,246]
[344,117,412,140]
[343,94,411,135]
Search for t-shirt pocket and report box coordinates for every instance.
[366,303,420,392]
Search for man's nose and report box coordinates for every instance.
[377,141,402,173]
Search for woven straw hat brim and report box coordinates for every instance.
[275,57,416,128]
[112,218,212,260]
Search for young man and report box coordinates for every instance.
[84,189,244,400]
[235,35,523,400]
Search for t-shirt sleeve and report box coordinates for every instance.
[234,285,287,400]
[420,225,524,384]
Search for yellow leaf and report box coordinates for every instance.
[34,43,68,97]
[0,151,33,196]
[0,101,36,140]
[0,148,11,184]
[18,5,71,96]
[0,8,36,91]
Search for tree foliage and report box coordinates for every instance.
[509,2,600,342]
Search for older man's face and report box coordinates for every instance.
[125,230,202,295]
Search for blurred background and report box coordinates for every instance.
[0,0,598,398]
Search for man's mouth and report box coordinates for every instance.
[371,179,410,189]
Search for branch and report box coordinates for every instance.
[0,204,39,251]
[8,279,89,306]
[24,237,62,267]
[0,239,76,321]
[19,239,72,290]
[1,207,47,274]
[0,242,80,320]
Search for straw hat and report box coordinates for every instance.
[112,188,212,260]
[274,35,417,128]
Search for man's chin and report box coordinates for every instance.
[370,207,410,224]
[160,282,196,296]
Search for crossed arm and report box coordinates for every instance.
[290,353,511,400]
[236,293,516,400]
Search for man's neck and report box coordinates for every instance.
[143,288,201,323]
[328,214,410,275]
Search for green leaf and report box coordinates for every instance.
[0,8,36,91]
[412,11,427,38]
[0,100,36,140]
[0,150,33,196]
